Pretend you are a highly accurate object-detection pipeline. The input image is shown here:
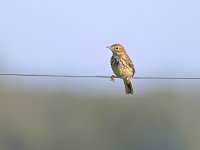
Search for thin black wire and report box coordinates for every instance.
[0,73,200,80]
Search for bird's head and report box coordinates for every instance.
[107,44,126,55]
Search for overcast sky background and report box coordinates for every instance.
[0,0,200,94]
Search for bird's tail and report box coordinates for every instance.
[123,78,134,94]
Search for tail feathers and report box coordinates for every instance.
[123,79,134,94]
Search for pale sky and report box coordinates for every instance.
[0,0,200,94]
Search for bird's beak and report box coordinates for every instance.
[106,46,110,49]
[107,45,114,53]
[106,46,113,52]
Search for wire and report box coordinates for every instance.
[0,73,200,80]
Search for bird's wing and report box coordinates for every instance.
[126,55,135,75]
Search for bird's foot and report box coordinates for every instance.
[110,75,116,82]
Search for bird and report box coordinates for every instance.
[107,44,135,94]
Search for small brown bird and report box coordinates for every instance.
[107,44,135,94]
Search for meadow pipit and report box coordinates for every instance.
[107,44,135,94]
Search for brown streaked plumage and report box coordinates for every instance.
[107,44,135,94]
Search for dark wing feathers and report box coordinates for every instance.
[126,55,135,76]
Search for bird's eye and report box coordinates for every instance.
[115,46,119,50]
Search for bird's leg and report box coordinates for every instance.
[110,75,116,82]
